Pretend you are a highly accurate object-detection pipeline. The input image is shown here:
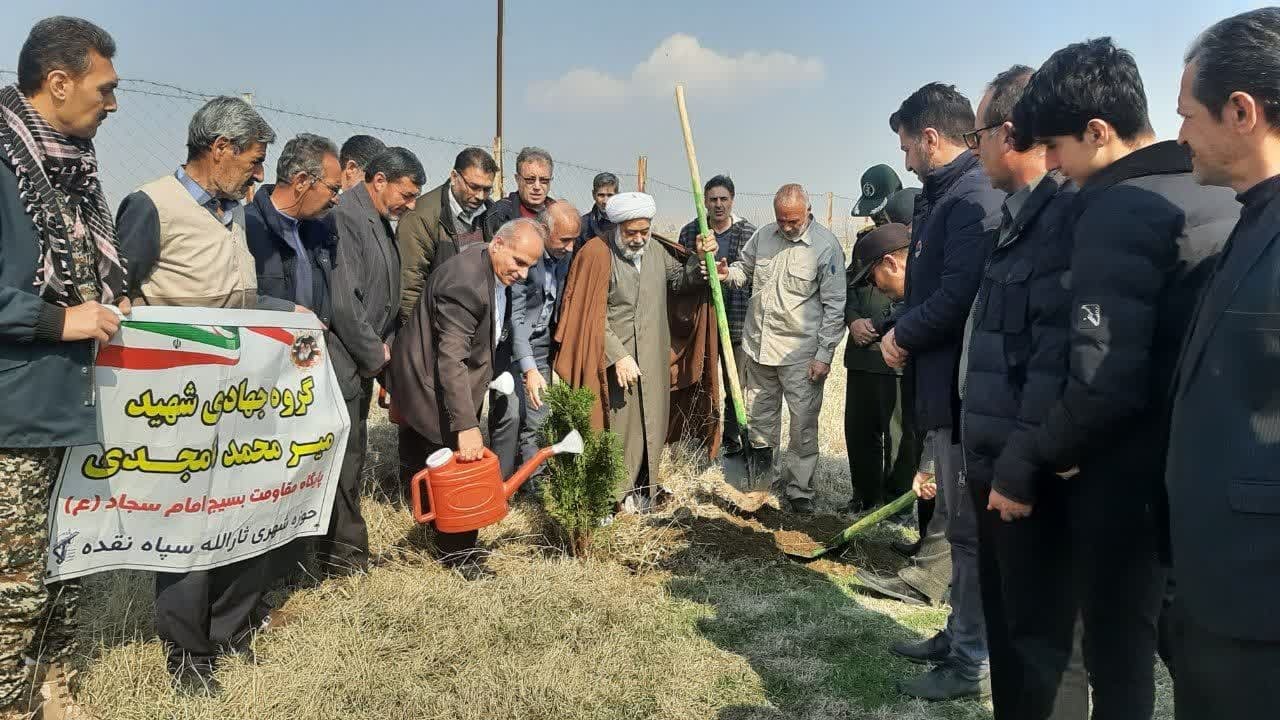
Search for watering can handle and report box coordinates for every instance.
[408,467,436,524]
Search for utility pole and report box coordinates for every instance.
[494,0,505,197]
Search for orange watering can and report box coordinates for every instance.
[409,430,584,533]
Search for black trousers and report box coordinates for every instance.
[972,472,1165,720]
[398,424,479,558]
[844,371,918,507]
[1169,601,1280,719]
[973,478,1079,719]
[315,379,373,575]
[154,553,271,672]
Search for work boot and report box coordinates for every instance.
[788,497,815,515]
[897,662,990,701]
[891,631,951,664]
[855,570,929,606]
[32,663,98,720]
[745,446,774,486]
[891,538,922,557]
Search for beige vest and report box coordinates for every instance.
[135,174,258,308]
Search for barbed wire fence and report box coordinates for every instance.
[0,71,870,246]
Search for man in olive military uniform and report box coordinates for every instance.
[844,166,920,514]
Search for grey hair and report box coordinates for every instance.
[186,96,277,161]
[276,133,339,182]
[535,201,582,237]
[494,217,549,246]
[774,183,809,207]
[515,146,554,175]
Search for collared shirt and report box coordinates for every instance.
[448,185,485,232]
[959,181,1032,401]
[264,193,314,309]
[535,251,559,330]
[724,218,847,366]
[516,251,570,373]
[493,274,506,348]
[175,167,236,227]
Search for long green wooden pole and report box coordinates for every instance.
[675,85,749,443]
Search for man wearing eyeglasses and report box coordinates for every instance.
[960,65,1089,720]
[243,133,342,617]
[486,146,555,238]
[245,133,342,326]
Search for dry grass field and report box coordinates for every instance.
[68,344,1174,720]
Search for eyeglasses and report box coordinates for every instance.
[310,175,341,196]
[453,171,493,194]
[963,123,1003,150]
[519,174,552,187]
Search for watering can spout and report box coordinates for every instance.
[503,430,585,499]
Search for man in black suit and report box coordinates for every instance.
[1168,9,1280,717]
[388,218,545,561]
[322,146,425,576]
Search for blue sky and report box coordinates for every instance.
[1,0,1268,210]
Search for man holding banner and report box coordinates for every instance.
[0,16,132,720]
[115,96,308,692]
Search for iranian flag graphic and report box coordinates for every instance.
[97,322,244,370]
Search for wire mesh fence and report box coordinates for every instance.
[0,71,871,246]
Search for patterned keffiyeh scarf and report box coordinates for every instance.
[0,84,125,306]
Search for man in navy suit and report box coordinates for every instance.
[492,201,580,486]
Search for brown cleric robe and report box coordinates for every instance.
[553,232,716,500]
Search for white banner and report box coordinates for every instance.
[45,307,349,582]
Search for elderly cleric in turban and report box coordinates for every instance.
[552,192,721,513]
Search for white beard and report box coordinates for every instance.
[612,228,647,264]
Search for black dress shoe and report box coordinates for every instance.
[854,570,929,606]
[891,631,951,664]
[170,659,221,696]
[898,662,991,701]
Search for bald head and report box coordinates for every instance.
[491,218,548,285]
[773,183,811,240]
[538,201,582,259]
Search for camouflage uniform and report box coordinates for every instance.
[0,448,79,712]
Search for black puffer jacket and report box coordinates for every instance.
[894,152,1004,432]
[962,174,1076,500]
[995,141,1239,503]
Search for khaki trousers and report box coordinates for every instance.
[743,358,824,501]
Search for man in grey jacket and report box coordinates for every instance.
[322,147,424,577]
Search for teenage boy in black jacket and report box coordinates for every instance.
[1004,37,1238,718]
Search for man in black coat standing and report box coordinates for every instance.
[876,82,1004,701]
[322,147,424,576]
[1167,9,1280,718]
[962,65,1086,720]
[1005,38,1238,718]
